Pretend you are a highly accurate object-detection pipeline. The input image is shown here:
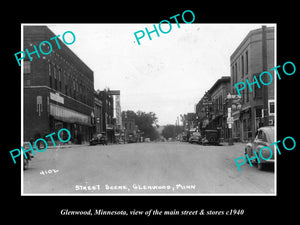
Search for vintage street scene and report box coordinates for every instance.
[22,24,276,195]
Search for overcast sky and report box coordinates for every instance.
[45,23,272,125]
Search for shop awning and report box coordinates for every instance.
[50,103,92,127]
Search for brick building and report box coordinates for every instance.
[23,26,94,143]
[230,26,275,142]
[195,76,231,140]
[207,76,231,139]
[195,93,210,130]
[93,91,103,134]
[99,89,115,143]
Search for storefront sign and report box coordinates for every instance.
[50,92,64,104]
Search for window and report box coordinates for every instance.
[256,108,262,118]
[268,100,275,115]
[58,68,62,91]
[24,61,31,74]
[231,65,234,87]
[53,66,57,79]
[241,55,244,77]
[235,63,237,87]
[253,74,262,99]
[246,82,249,102]
[245,51,249,74]
[24,79,31,86]
[48,63,51,76]
[257,130,267,142]
[219,95,222,111]
[241,89,245,104]
[53,66,57,90]
[49,76,52,88]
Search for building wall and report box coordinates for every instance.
[230,26,275,141]
[99,90,114,143]
[24,87,50,140]
[23,26,94,143]
[93,96,103,134]
[207,77,231,139]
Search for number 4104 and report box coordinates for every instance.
[40,169,59,175]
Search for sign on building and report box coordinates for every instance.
[115,95,122,129]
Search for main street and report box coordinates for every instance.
[23,142,274,195]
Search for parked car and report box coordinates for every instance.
[181,132,188,142]
[189,132,202,144]
[23,152,34,170]
[245,126,275,170]
[89,133,108,146]
[128,134,137,143]
[201,130,220,145]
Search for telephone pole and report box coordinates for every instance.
[262,25,269,126]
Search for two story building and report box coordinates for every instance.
[230,26,275,142]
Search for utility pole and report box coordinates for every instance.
[262,25,269,126]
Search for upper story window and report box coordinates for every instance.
[24,61,31,74]
[245,51,249,75]
[241,55,244,78]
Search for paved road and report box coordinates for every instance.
[23,142,275,195]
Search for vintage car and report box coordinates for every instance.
[180,131,188,142]
[128,134,137,143]
[244,126,275,170]
[201,130,220,145]
[89,133,108,146]
[23,142,34,170]
[189,132,202,144]
[23,153,34,170]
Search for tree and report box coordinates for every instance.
[122,110,160,141]
[162,124,183,139]
[135,111,159,141]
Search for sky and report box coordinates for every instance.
[45,23,272,126]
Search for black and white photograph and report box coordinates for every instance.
[5,5,298,223]
[20,23,276,195]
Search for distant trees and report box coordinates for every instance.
[122,110,160,141]
[161,125,182,140]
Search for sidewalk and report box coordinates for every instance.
[23,141,90,150]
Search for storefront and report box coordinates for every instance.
[49,103,92,143]
[240,106,252,142]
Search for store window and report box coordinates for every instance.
[269,100,275,115]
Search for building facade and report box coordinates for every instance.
[195,77,231,140]
[122,111,139,142]
[93,91,103,135]
[23,26,94,144]
[99,89,115,143]
[230,26,275,142]
[207,76,231,140]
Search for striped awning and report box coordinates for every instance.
[50,103,92,126]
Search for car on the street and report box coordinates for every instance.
[23,152,34,170]
[201,130,220,145]
[23,142,34,170]
[189,132,202,144]
[89,133,108,146]
[244,126,275,170]
[180,132,188,142]
[128,134,137,143]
